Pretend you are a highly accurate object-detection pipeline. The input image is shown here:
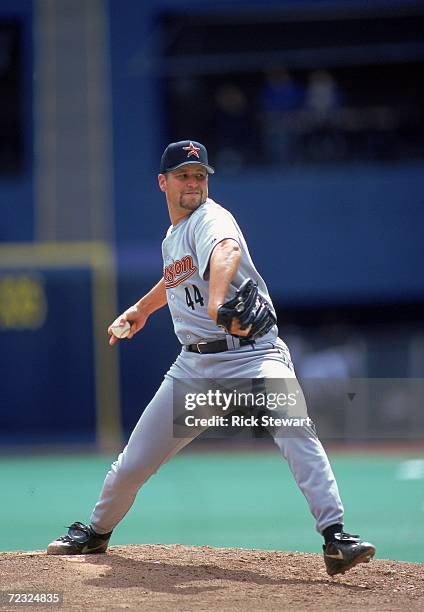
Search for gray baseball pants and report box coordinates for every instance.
[90,338,344,535]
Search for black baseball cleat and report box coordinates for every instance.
[47,522,112,555]
[323,532,376,576]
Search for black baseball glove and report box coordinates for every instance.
[216,278,276,340]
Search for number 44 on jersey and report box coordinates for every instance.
[185,284,204,310]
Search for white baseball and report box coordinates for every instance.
[110,318,131,339]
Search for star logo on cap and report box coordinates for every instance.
[183,141,200,159]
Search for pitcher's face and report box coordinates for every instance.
[159,164,208,216]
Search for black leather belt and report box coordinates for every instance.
[186,338,254,354]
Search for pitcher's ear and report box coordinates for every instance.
[158,173,167,192]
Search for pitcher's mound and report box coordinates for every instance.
[1,544,423,611]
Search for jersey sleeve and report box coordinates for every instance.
[194,205,241,280]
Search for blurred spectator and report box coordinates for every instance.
[302,70,346,162]
[260,67,304,112]
[304,70,343,119]
[210,83,256,173]
[258,67,305,164]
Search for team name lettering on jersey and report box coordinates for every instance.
[164,255,197,288]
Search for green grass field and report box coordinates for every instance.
[1,451,423,562]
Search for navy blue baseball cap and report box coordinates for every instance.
[159,140,215,174]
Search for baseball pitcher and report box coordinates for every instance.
[47,140,375,576]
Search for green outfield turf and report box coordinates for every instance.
[1,452,423,562]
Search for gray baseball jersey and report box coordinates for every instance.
[90,195,344,538]
[162,197,277,345]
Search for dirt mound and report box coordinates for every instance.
[1,544,423,611]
